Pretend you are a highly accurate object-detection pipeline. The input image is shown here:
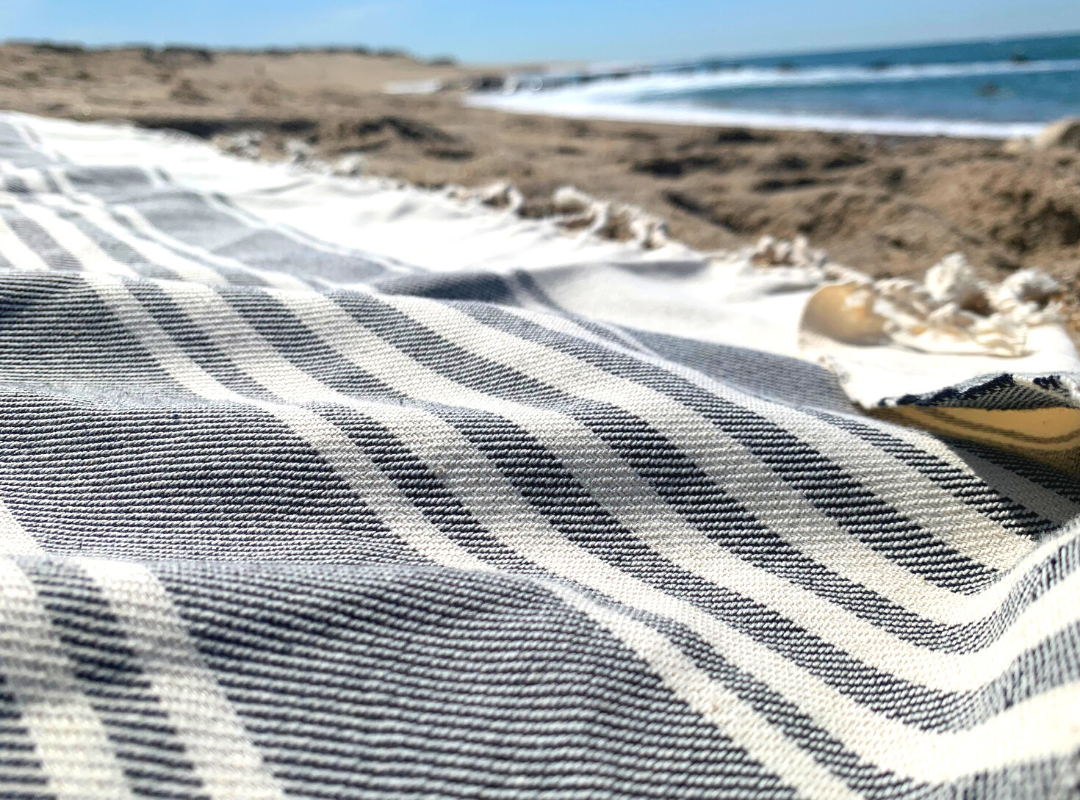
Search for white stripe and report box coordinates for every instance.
[145,277,1080,780]
[0,500,42,556]
[79,559,288,800]
[506,272,661,355]
[0,197,137,278]
[546,581,855,800]
[10,116,64,163]
[198,187,414,276]
[749,401,1036,567]
[0,558,134,800]
[0,208,50,271]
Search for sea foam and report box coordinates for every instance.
[467,58,1075,139]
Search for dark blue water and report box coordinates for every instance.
[637,34,1080,124]
[709,32,1080,71]
[480,33,1080,136]
[636,65,1080,124]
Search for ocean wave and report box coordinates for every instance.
[497,58,1080,101]
[464,93,1047,139]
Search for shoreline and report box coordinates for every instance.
[464,94,1046,140]
[463,52,1078,141]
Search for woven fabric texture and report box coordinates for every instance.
[0,112,1078,800]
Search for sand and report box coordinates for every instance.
[0,41,1077,290]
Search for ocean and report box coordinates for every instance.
[467,33,1080,138]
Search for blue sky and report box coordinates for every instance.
[1,0,1078,63]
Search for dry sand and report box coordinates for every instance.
[0,41,1077,290]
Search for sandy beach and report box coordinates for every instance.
[1,41,1077,288]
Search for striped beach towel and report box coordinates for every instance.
[0,111,1078,800]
